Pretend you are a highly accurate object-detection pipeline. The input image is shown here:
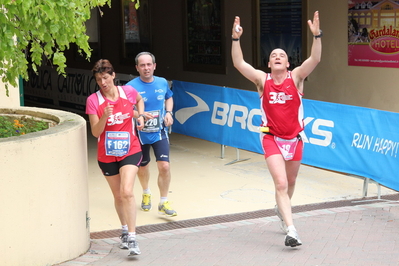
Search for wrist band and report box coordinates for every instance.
[232,35,240,41]
[138,114,146,120]
[314,30,323,39]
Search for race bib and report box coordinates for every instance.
[105,131,130,157]
[142,110,161,132]
[274,136,299,161]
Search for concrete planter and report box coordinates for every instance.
[0,107,90,266]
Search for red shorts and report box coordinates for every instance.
[261,133,303,161]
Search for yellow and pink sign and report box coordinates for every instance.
[348,0,399,67]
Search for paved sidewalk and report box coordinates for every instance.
[58,197,399,266]
[86,131,394,233]
[55,128,398,266]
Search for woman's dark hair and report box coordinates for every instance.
[92,59,114,77]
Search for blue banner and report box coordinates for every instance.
[302,100,399,191]
[172,81,262,154]
[172,80,399,191]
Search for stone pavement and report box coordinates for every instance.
[54,128,399,266]
[86,132,395,233]
[57,196,399,266]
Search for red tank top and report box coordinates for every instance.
[95,86,141,163]
[260,72,304,139]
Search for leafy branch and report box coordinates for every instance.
[0,0,140,96]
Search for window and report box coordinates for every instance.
[183,0,225,74]
[382,4,393,11]
[255,0,306,70]
[121,0,151,61]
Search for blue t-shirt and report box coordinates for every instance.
[126,76,173,144]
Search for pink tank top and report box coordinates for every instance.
[86,86,141,163]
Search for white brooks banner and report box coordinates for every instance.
[172,80,399,191]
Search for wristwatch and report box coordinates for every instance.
[314,30,323,39]
[166,111,173,116]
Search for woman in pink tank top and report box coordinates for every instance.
[85,59,145,256]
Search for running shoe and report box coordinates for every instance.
[127,237,141,256]
[285,229,302,247]
[158,201,177,217]
[141,193,152,211]
[274,205,288,233]
[119,231,128,249]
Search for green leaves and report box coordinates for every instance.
[0,0,140,96]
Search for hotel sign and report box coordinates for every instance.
[348,0,399,67]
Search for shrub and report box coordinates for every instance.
[0,116,49,138]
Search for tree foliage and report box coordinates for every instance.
[0,0,139,96]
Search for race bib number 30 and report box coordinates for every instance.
[105,131,130,157]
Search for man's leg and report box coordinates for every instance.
[285,160,301,200]
[138,144,152,211]
[266,154,302,247]
[266,154,294,227]
[138,164,150,191]
[138,164,152,211]
[157,160,171,198]
[153,139,177,216]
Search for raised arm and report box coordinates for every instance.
[231,16,265,93]
[292,11,322,90]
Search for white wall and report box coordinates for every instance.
[0,79,20,107]
[0,107,90,265]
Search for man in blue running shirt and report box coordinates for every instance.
[126,52,177,217]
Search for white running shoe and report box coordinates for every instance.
[119,231,128,249]
[285,229,302,247]
[127,237,141,256]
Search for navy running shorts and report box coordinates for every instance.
[140,138,170,166]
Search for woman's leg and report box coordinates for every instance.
[118,164,139,233]
[104,174,126,225]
